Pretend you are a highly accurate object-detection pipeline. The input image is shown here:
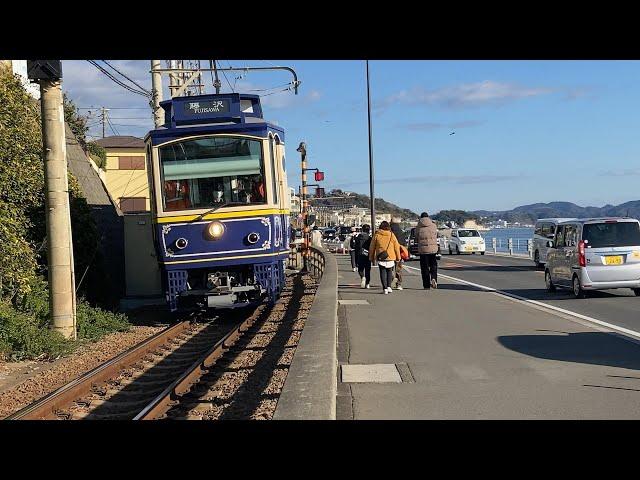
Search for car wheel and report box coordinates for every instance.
[534,251,541,269]
[480,252,485,255]
[456,246,460,255]
[448,246,452,255]
[633,288,640,297]
[545,270,556,292]
[573,275,587,299]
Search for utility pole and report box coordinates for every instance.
[100,107,110,138]
[298,142,309,270]
[27,60,77,340]
[151,60,164,128]
[366,60,376,230]
[212,60,221,94]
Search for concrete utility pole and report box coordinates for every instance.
[100,107,110,138]
[151,60,163,128]
[33,64,77,340]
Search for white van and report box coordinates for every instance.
[533,218,575,268]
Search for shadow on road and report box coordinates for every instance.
[501,288,628,301]
[497,331,640,371]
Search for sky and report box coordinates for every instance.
[61,60,640,214]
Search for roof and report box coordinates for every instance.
[94,135,145,149]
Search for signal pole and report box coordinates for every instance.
[297,142,309,271]
[28,61,77,340]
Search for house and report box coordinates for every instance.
[94,136,150,213]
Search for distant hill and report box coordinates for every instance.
[311,189,419,219]
[473,200,640,224]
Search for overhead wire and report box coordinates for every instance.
[101,60,151,95]
[87,61,150,98]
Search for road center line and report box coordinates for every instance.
[403,264,640,344]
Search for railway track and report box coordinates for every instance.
[6,309,258,420]
[7,272,315,421]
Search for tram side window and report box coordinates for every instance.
[159,137,266,212]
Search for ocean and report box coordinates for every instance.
[480,227,535,254]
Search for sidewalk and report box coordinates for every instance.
[336,255,640,419]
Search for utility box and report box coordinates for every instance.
[123,213,162,297]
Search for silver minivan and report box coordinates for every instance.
[532,218,576,268]
[545,217,640,298]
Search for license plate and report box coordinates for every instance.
[465,245,473,251]
[604,255,623,265]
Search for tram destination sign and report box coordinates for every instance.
[183,99,231,115]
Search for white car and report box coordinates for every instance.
[448,228,486,255]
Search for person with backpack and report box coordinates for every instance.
[415,211,439,290]
[390,216,408,290]
[369,221,401,294]
[353,224,372,288]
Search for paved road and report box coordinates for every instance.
[337,254,640,419]
[420,252,640,334]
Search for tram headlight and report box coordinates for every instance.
[175,238,188,250]
[206,221,225,240]
[247,232,260,244]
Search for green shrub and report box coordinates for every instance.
[76,300,130,341]
[0,302,73,361]
[86,142,107,170]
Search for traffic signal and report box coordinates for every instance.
[315,187,325,197]
[314,171,325,182]
[26,60,62,81]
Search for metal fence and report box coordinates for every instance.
[287,244,327,279]
[439,237,533,257]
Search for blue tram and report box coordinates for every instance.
[144,93,290,311]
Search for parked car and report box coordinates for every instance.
[322,228,337,240]
[448,228,486,255]
[338,225,352,241]
[545,217,640,298]
[532,218,576,268]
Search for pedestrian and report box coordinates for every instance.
[369,221,401,294]
[353,224,372,288]
[311,225,323,248]
[390,216,408,290]
[347,227,357,271]
[416,211,439,290]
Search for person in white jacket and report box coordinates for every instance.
[311,226,323,247]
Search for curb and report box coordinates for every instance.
[273,248,338,420]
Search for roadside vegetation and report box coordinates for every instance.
[0,63,130,362]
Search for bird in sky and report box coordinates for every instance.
[449,131,456,135]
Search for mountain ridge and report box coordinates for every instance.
[472,200,640,223]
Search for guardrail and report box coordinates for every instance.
[439,237,533,258]
[287,244,328,279]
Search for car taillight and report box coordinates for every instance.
[578,240,586,267]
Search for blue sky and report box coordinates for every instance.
[62,60,640,214]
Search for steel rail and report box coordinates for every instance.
[134,311,260,420]
[5,321,192,420]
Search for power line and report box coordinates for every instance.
[101,60,151,95]
[87,61,150,98]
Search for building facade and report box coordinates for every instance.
[94,136,150,213]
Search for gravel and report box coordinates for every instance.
[166,272,318,420]
[0,325,163,419]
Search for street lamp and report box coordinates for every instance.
[366,60,375,230]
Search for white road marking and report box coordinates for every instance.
[451,365,490,381]
[403,264,640,343]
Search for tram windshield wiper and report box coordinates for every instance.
[192,202,245,222]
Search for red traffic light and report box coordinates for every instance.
[314,171,325,182]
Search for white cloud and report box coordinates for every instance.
[378,80,554,110]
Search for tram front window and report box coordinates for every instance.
[159,137,267,212]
